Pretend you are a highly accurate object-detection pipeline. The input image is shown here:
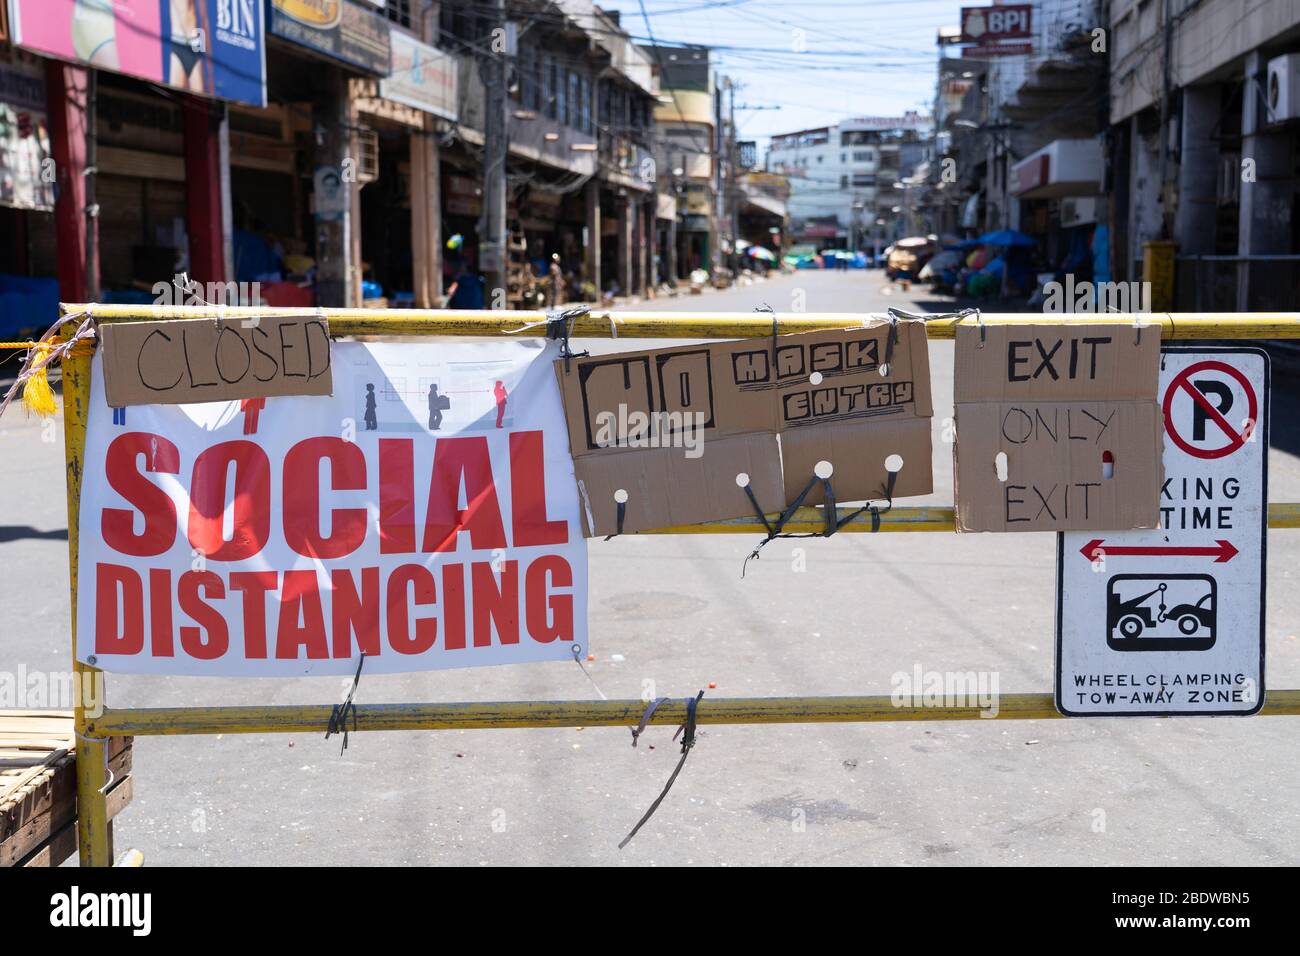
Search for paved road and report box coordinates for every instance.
[3,270,1297,865]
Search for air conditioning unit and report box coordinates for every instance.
[1266,54,1300,123]
[1060,196,1097,227]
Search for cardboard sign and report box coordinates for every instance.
[954,322,1162,532]
[1056,348,1268,716]
[556,321,934,536]
[76,339,588,677]
[99,316,334,408]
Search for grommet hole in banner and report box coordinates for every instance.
[735,472,750,488]
[995,451,1009,482]
[814,460,834,479]
[809,371,823,385]
[885,453,904,473]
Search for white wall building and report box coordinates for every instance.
[767,111,931,249]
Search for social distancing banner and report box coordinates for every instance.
[76,340,588,676]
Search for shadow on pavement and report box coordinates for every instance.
[0,525,68,543]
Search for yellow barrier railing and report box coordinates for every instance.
[58,308,1300,866]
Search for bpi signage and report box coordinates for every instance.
[1056,348,1268,716]
[960,5,1034,43]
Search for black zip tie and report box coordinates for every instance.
[603,498,627,541]
[630,696,669,747]
[619,690,705,849]
[548,305,590,374]
[325,654,366,755]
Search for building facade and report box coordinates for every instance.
[767,111,930,253]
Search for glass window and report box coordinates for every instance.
[542,58,556,120]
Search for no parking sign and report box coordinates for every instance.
[1056,348,1269,716]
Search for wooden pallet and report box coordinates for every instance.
[0,711,133,867]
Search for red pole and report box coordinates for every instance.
[183,95,226,286]
[47,61,94,302]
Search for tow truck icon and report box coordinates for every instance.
[1106,573,1217,651]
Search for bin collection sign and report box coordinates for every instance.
[7,0,267,107]
[75,339,588,677]
[1056,348,1268,716]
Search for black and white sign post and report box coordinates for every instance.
[1056,348,1269,716]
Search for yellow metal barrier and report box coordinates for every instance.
[57,307,1300,866]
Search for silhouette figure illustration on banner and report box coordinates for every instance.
[240,397,265,435]
[428,383,450,430]
[363,383,377,431]
[494,379,508,428]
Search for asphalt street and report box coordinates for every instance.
[3,269,1298,865]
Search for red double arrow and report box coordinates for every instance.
[1080,539,1238,563]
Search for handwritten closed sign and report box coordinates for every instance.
[99,316,333,407]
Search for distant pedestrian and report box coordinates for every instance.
[446,258,486,309]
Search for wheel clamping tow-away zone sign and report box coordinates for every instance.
[1056,348,1268,716]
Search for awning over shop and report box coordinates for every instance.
[1010,138,1102,199]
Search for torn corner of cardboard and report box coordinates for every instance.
[99,315,334,407]
[555,321,936,536]
[952,321,1164,533]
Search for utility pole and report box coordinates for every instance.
[480,0,509,305]
[728,79,738,277]
[713,78,724,275]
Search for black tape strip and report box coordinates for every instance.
[742,483,774,536]
[603,499,627,541]
[883,314,899,369]
[619,690,706,849]
[325,654,366,755]
[821,477,837,537]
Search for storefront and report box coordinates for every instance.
[1011,137,1104,277]
[0,49,58,335]
[352,27,457,307]
[251,0,392,307]
[7,0,268,304]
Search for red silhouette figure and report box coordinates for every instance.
[493,380,508,428]
[240,397,265,435]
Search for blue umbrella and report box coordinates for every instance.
[975,229,1037,247]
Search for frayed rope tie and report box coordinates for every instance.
[0,311,96,421]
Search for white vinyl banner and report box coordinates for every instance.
[75,339,588,676]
